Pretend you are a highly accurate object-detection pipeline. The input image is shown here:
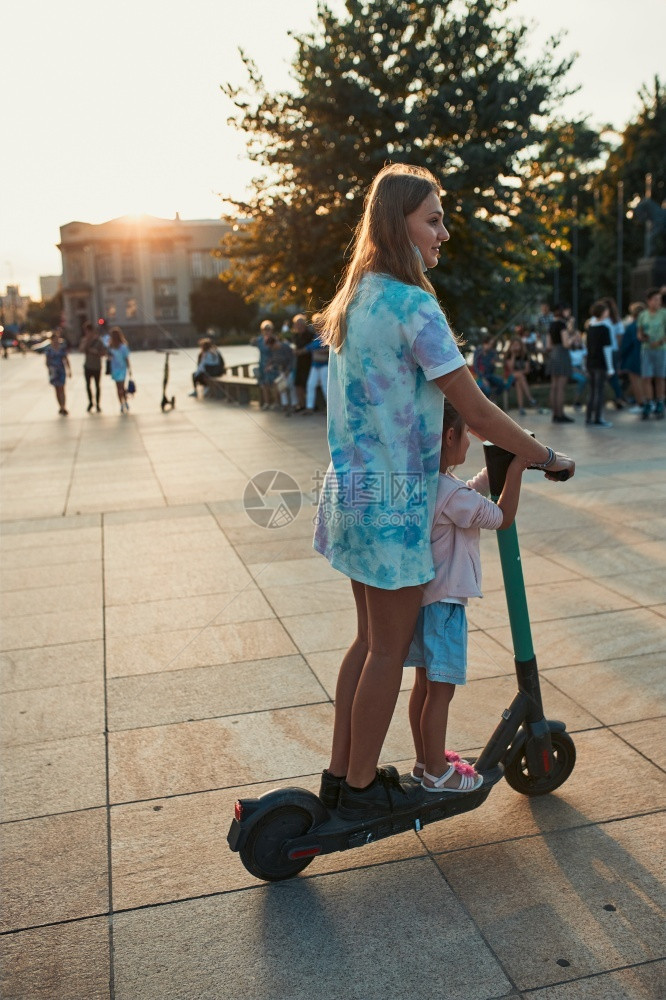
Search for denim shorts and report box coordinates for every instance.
[403,602,468,684]
[641,348,666,379]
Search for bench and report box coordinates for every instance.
[204,363,259,404]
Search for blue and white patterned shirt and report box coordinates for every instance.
[313,272,466,589]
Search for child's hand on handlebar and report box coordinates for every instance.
[509,455,529,474]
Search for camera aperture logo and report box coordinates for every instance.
[243,470,302,529]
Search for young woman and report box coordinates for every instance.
[312,163,575,821]
[108,326,132,414]
[503,337,536,414]
[546,305,574,423]
[45,329,72,415]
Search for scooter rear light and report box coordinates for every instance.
[234,800,243,821]
[288,847,322,860]
[542,750,551,773]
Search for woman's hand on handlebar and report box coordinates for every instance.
[544,453,575,482]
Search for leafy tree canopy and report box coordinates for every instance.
[220,0,576,332]
[189,275,257,334]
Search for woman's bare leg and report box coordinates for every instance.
[346,583,424,788]
[328,579,369,776]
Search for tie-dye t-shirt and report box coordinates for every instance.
[313,272,467,589]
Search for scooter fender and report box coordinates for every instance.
[504,719,567,768]
[227,786,327,853]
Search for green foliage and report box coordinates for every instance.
[220,0,575,332]
[593,77,666,296]
[189,276,257,334]
[25,291,63,333]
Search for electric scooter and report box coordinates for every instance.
[158,349,176,411]
[228,443,576,882]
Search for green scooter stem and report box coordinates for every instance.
[483,442,534,660]
[475,442,553,773]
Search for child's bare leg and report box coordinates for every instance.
[421,680,465,788]
[408,668,427,772]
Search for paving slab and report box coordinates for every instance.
[485,607,666,669]
[435,814,666,992]
[106,616,297,678]
[0,678,105,746]
[108,702,334,803]
[0,732,107,822]
[107,653,328,730]
[522,960,665,998]
[544,653,666,726]
[0,809,109,932]
[0,639,103,692]
[112,857,512,1000]
[0,917,110,1000]
[610,718,666,770]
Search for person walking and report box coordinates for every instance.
[585,301,613,427]
[79,321,106,412]
[44,329,72,415]
[108,326,132,414]
[637,288,666,420]
[617,303,645,413]
[312,162,574,820]
[291,314,314,412]
[301,313,329,414]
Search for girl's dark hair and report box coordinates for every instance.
[443,399,465,447]
[603,297,620,323]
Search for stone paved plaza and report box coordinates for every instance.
[0,348,665,999]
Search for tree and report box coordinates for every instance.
[592,77,666,302]
[189,276,256,334]
[220,0,575,333]
[25,291,63,334]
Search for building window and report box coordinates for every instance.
[155,304,178,320]
[153,253,174,279]
[105,302,117,319]
[125,298,138,320]
[212,256,227,276]
[97,254,114,283]
[190,252,204,278]
[121,253,135,281]
[68,253,85,283]
[154,278,178,320]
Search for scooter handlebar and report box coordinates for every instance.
[483,438,573,493]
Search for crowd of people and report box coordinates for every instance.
[43,322,133,416]
[472,287,666,427]
[248,314,329,415]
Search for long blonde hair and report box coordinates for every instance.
[318,163,442,351]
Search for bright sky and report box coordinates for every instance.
[3,0,663,299]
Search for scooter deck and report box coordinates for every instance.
[228,766,503,860]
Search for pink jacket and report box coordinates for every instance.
[421,469,503,606]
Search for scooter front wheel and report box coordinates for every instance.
[504,731,576,796]
[239,805,318,882]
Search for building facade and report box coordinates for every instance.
[0,285,31,328]
[58,214,231,347]
[39,275,62,302]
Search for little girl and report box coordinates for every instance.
[405,400,526,793]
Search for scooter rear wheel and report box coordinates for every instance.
[504,731,576,796]
[239,805,318,882]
